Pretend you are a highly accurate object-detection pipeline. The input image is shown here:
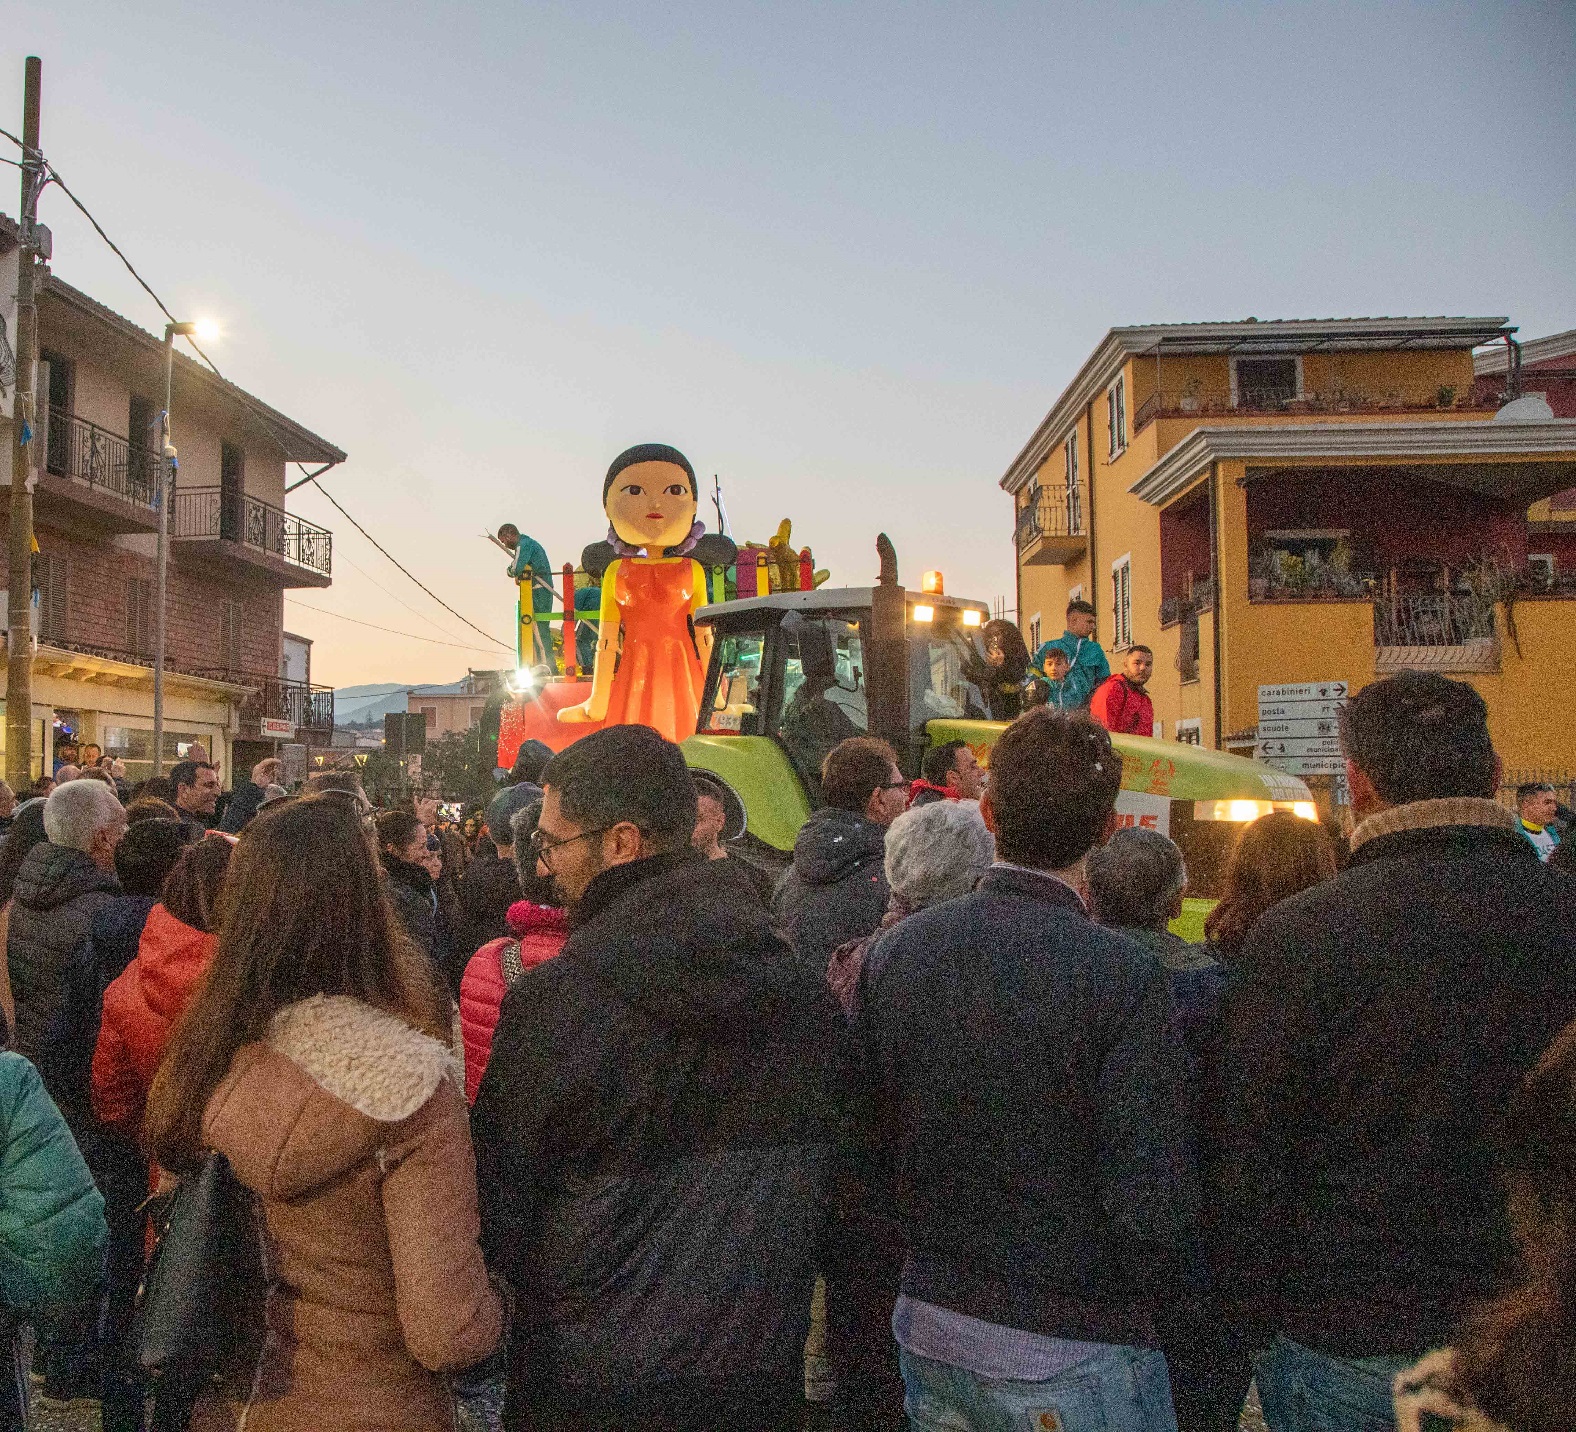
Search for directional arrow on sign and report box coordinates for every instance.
[1258,717,1342,739]
[1256,737,1345,760]
[1258,699,1348,721]
[1258,681,1350,703]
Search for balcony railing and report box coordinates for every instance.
[1014,483,1087,552]
[1373,594,1500,673]
[173,487,333,577]
[45,407,161,509]
[1133,383,1483,431]
[192,669,336,732]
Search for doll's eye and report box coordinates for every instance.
[621,483,643,496]
[664,484,687,497]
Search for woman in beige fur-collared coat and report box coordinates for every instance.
[145,795,502,1432]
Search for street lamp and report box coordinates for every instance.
[153,319,218,776]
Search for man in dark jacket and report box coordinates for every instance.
[451,782,539,979]
[846,709,1193,1428]
[473,725,842,1431]
[7,781,125,1066]
[1205,672,1576,1430]
[218,756,282,834]
[774,736,908,968]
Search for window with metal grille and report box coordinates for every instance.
[126,577,153,655]
[34,552,68,643]
[1111,554,1133,650]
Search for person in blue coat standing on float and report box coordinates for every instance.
[1031,598,1110,710]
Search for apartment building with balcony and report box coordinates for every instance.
[1,218,338,783]
[1002,317,1576,793]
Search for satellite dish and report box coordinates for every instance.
[1493,393,1555,423]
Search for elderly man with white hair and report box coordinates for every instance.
[6,779,125,1065]
[826,797,993,1016]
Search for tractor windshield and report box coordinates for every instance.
[910,621,991,725]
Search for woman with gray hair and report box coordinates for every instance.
[826,798,993,1016]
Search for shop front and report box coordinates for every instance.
[5,646,249,789]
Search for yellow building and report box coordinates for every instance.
[1001,317,1576,799]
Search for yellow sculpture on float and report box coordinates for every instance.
[558,444,737,744]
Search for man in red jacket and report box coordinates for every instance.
[1089,646,1156,736]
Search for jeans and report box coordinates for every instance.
[900,1344,1178,1432]
[1257,1338,1411,1432]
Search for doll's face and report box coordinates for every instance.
[606,461,696,552]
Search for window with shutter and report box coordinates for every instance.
[36,553,68,643]
[126,577,153,655]
[222,600,241,673]
[1111,554,1133,651]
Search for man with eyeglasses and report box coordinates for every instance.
[773,735,908,971]
[472,723,843,1431]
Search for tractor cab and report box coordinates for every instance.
[683,546,1316,905]
[695,583,990,794]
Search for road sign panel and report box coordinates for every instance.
[1271,755,1348,776]
[1257,716,1342,739]
[1256,737,1344,761]
[1257,699,1347,721]
[1258,681,1350,703]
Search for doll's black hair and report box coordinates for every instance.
[584,443,736,577]
[603,443,696,503]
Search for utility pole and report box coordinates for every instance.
[6,57,41,791]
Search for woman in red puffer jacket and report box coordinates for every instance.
[91,835,234,1138]
[459,899,568,1103]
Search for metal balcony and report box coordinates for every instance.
[1014,484,1088,566]
[172,487,333,587]
[192,669,337,736]
[1374,594,1500,673]
[39,407,162,533]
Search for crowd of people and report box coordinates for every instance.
[0,669,1571,1432]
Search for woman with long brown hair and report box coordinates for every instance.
[1203,811,1338,964]
[1394,1013,1576,1431]
[145,797,501,1432]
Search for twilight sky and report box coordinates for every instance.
[6,1,1574,686]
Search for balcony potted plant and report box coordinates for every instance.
[1179,377,1203,414]
[1248,541,1271,602]
[1436,384,1457,409]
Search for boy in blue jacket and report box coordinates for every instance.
[1031,598,1110,709]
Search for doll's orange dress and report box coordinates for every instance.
[603,558,705,743]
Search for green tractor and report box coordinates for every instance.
[680,538,1315,905]
[493,537,1314,915]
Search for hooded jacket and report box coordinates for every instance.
[773,807,889,968]
[0,1051,106,1322]
[193,994,503,1432]
[472,853,843,1429]
[1088,672,1156,737]
[6,844,120,1066]
[91,904,217,1138]
[1205,797,1576,1359]
[1033,631,1110,709]
[459,901,569,1103]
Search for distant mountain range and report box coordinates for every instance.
[333,680,469,727]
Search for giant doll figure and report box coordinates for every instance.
[559,443,736,743]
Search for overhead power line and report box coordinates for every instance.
[284,600,512,655]
[298,481,513,651]
[32,146,513,655]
